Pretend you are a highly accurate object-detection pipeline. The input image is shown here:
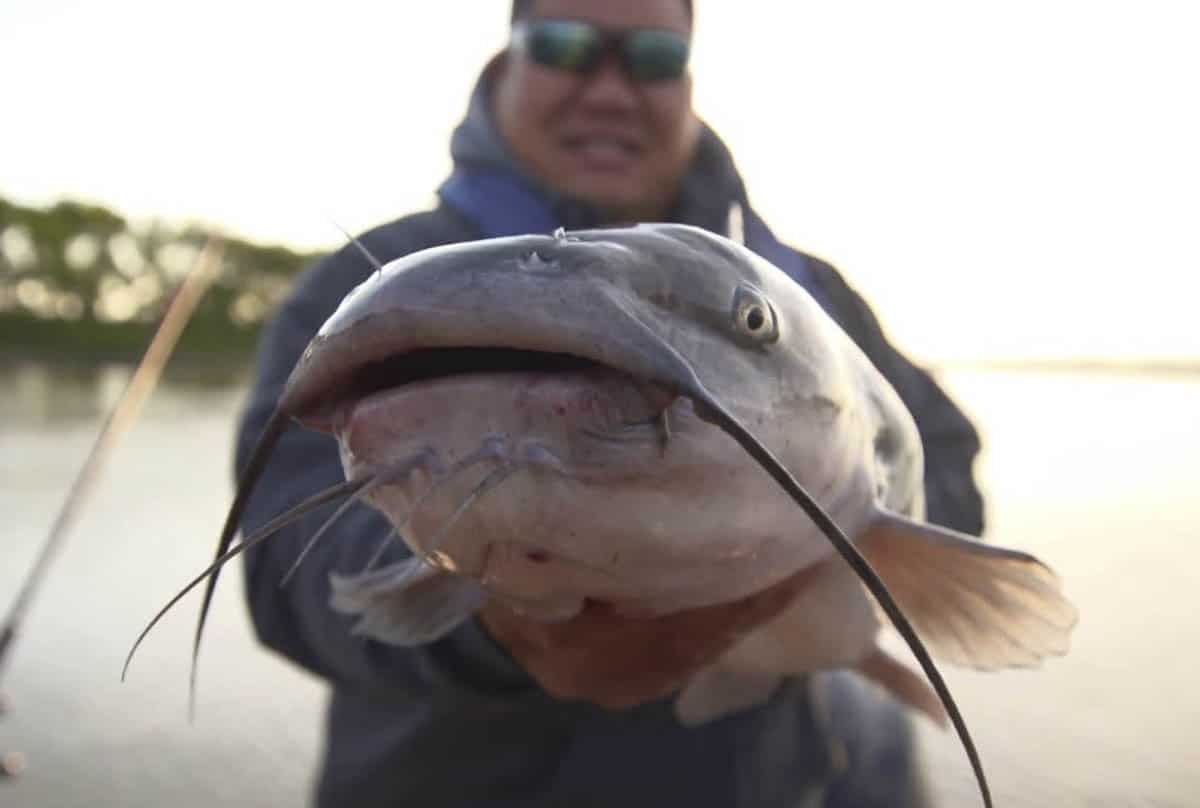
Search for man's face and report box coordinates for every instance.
[493,0,700,222]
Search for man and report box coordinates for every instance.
[235,1,985,806]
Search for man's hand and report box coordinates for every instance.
[478,564,823,710]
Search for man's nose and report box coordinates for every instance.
[577,56,639,111]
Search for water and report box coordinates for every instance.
[909,369,1199,807]
[1,360,1196,807]
[0,361,322,807]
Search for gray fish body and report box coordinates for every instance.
[286,223,1075,725]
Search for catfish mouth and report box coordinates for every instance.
[297,346,673,433]
[351,347,602,399]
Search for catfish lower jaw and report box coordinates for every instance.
[332,366,679,484]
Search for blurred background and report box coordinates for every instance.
[1,1,1196,806]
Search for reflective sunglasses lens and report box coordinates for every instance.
[526,20,602,73]
[624,30,690,81]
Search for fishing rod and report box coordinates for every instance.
[0,238,223,778]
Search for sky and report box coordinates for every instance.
[1,1,1197,363]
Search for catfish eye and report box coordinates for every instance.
[733,286,779,344]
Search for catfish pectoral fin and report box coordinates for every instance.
[673,665,781,727]
[329,556,485,646]
[859,510,1080,671]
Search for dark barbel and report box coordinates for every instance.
[693,390,992,808]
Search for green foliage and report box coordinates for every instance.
[0,194,325,362]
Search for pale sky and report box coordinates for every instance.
[2,1,1197,362]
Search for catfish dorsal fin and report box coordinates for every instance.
[858,510,1079,670]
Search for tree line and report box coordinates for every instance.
[0,195,324,363]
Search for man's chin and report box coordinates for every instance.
[567,184,665,224]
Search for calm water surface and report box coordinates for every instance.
[1,360,1196,807]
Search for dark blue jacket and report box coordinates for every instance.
[234,66,982,808]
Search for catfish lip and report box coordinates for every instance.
[291,345,678,434]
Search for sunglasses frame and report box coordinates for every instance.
[510,18,691,83]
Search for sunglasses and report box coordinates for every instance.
[510,18,691,83]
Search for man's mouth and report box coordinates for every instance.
[561,134,643,169]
